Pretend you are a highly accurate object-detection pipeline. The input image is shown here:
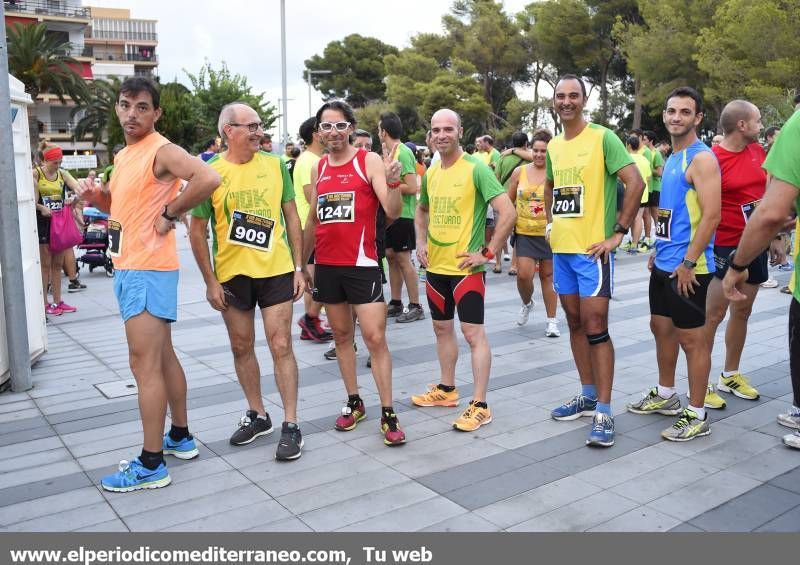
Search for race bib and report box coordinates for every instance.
[42,196,63,211]
[108,219,123,257]
[552,185,583,217]
[741,199,761,223]
[226,210,275,251]
[317,191,355,224]
[655,208,672,241]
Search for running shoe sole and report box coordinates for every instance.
[717,383,759,400]
[275,438,304,461]
[627,406,682,416]
[230,427,273,446]
[586,438,615,447]
[101,475,171,492]
[384,436,406,446]
[777,415,800,429]
[662,429,711,442]
[411,397,459,407]
[335,412,366,431]
[552,410,594,422]
[163,446,199,460]
[453,415,492,432]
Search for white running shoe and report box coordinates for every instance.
[545,319,561,337]
[517,302,533,326]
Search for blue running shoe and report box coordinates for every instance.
[101,458,171,492]
[162,434,199,460]
[551,394,597,421]
[586,413,615,447]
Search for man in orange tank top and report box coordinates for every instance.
[76,77,221,492]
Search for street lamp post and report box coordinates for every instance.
[306,69,332,117]
[280,0,289,145]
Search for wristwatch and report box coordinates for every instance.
[682,258,697,269]
[481,247,495,260]
[613,222,628,235]
[161,204,178,222]
[727,250,748,272]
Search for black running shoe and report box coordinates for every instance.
[275,422,303,461]
[67,279,87,292]
[229,410,273,445]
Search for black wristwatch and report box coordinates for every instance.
[161,204,178,222]
[682,258,697,269]
[727,250,748,272]
[613,222,628,235]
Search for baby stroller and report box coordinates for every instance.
[76,206,114,277]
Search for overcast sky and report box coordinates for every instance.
[83,0,530,145]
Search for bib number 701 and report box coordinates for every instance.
[552,185,584,218]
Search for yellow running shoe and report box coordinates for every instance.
[718,373,759,400]
[703,384,726,410]
[452,401,492,431]
[411,384,459,407]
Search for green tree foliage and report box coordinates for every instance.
[72,77,122,148]
[442,0,529,127]
[615,0,716,128]
[185,60,277,145]
[529,0,639,126]
[384,50,491,141]
[696,0,800,113]
[6,22,89,148]
[304,34,398,108]
[156,82,198,151]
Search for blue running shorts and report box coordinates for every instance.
[114,269,179,323]
[553,253,614,298]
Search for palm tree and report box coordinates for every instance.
[6,22,89,150]
[72,77,123,148]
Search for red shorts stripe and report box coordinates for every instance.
[426,279,447,313]
[453,272,485,305]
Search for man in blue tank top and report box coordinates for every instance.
[627,86,722,442]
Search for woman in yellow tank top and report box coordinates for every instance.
[34,142,81,316]
[507,130,560,337]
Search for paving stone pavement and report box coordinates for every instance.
[2,227,798,532]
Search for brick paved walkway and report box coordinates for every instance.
[1,226,798,532]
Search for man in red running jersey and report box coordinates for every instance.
[702,100,767,408]
[302,100,406,446]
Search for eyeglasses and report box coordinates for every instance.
[228,122,264,133]
[319,121,351,132]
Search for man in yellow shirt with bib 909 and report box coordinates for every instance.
[190,102,306,462]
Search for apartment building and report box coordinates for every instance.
[4,0,159,157]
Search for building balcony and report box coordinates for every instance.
[89,51,158,64]
[4,0,90,21]
[89,29,157,42]
[38,120,76,137]
[54,45,93,58]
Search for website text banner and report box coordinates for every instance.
[1,532,796,565]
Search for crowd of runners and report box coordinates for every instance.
[32,72,797,492]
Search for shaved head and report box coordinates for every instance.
[431,108,461,128]
[719,100,758,135]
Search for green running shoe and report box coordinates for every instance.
[627,387,682,415]
[661,408,710,442]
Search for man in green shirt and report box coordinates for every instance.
[495,132,528,189]
[643,130,665,243]
[378,112,424,322]
[483,135,502,170]
[722,109,800,450]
